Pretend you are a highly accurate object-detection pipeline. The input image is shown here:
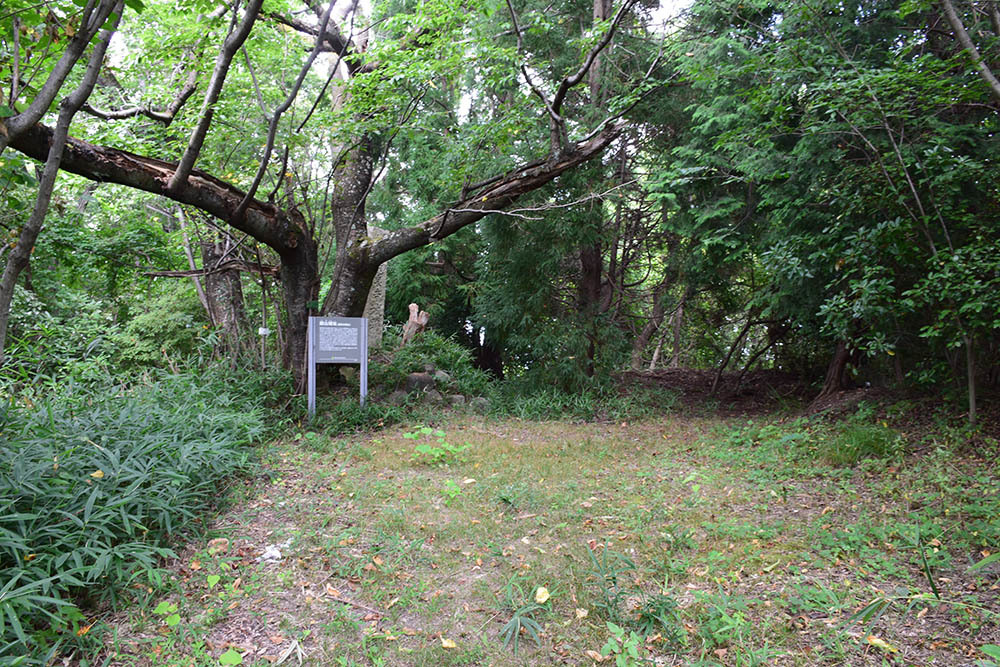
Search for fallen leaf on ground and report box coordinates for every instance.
[866,635,899,653]
[440,637,457,649]
[535,586,550,603]
[584,649,605,662]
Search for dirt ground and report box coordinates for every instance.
[91,371,999,667]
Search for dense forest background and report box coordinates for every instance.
[1,0,998,418]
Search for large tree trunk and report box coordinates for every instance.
[279,236,319,392]
[322,136,377,317]
[201,236,249,359]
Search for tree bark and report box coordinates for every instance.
[201,236,249,360]
[815,340,855,402]
[940,0,1000,102]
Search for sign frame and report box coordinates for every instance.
[307,316,368,419]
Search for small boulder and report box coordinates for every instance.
[433,370,453,385]
[423,389,445,404]
[387,389,410,406]
[447,394,466,407]
[469,396,490,414]
[405,372,435,393]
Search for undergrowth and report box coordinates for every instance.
[0,366,283,664]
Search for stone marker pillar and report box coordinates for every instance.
[363,226,388,349]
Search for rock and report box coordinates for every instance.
[433,370,452,385]
[405,372,435,393]
[423,389,445,404]
[387,389,410,406]
[447,394,466,407]
[423,363,436,373]
[469,396,490,413]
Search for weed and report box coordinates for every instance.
[824,422,903,466]
[634,594,683,646]
[405,426,469,465]
[693,589,753,650]
[499,602,545,655]
[586,544,637,624]
[600,622,645,666]
[441,479,462,503]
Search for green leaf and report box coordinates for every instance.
[206,574,220,589]
[970,553,1000,571]
[164,613,181,627]
[219,648,243,665]
[153,601,175,615]
[981,645,1000,660]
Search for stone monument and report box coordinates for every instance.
[363,226,388,349]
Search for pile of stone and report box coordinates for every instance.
[386,365,490,413]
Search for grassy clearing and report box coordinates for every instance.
[100,408,998,666]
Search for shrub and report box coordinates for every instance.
[0,369,269,662]
[110,282,206,369]
[370,329,493,398]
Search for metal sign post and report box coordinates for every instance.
[307,316,368,419]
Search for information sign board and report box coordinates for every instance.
[308,316,368,418]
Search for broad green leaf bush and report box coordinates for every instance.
[0,367,276,663]
[1,289,120,395]
[110,282,206,369]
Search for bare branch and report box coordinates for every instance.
[232,0,337,223]
[368,120,626,266]
[266,10,361,74]
[550,0,638,116]
[168,0,264,191]
[940,0,1000,102]
[144,259,280,278]
[82,70,199,125]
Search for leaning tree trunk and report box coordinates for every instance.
[814,340,854,403]
[8,116,625,393]
[0,5,121,362]
[630,273,673,370]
